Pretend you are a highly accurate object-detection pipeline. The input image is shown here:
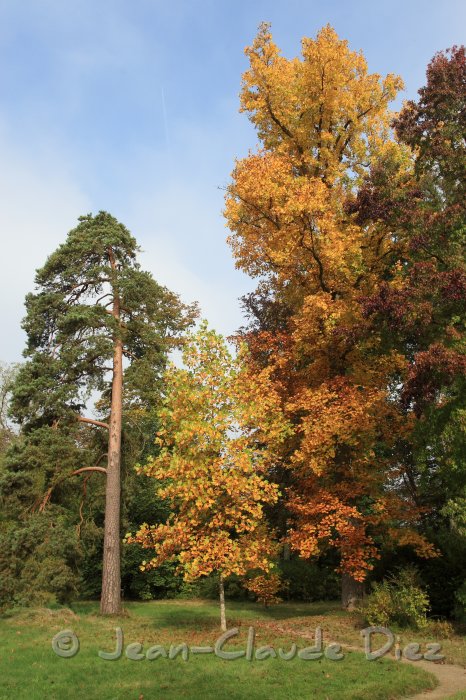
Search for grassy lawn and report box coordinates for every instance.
[0,599,440,700]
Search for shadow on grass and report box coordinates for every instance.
[69,598,346,631]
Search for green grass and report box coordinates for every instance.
[0,600,437,700]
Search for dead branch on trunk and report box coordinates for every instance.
[38,466,107,513]
[77,416,109,430]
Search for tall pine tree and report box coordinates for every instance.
[5,211,197,613]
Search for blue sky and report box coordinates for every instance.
[1,0,464,362]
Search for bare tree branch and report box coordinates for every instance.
[77,416,109,429]
[38,466,107,512]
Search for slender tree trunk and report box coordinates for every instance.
[101,252,123,615]
[219,573,227,632]
[341,573,364,611]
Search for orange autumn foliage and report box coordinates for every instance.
[225,24,436,582]
[126,323,292,590]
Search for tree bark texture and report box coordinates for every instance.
[100,250,123,615]
[219,573,227,632]
[341,573,364,611]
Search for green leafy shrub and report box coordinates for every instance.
[365,567,430,629]
[365,580,393,626]
[426,619,455,639]
[0,511,81,611]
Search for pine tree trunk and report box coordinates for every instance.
[341,573,364,611]
[100,254,123,615]
[219,573,227,632]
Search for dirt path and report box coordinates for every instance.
[403,658,466,699]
